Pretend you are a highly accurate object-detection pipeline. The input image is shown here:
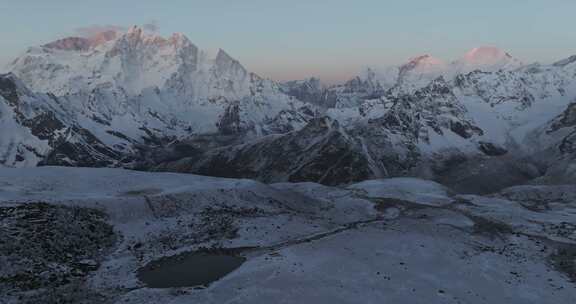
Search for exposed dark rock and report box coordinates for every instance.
[217,102,242,134]
[0,203,115,297]
[0,73,20,107]
[450,121,482,139]
[549,103,576,132]
[156,117,375,185]
[559,132,576,154]
[550,245,576,282]
[280,78,338,108]
[40,127,124,167]
[22,112,66,141]
[390,78,484,141]
[106,130,133,142]
[434,156,542,194]
[478,141,508,156]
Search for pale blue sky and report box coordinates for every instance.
[1,0,575,83]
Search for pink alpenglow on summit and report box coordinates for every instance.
[455,46,523,72]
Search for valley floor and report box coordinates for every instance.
[0,167,574,303]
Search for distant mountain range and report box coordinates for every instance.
[1,26,575,192]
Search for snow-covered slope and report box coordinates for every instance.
[0,73,123,167]
[525,102,576,183]
[1,167,574,303]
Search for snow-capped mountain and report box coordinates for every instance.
[3,28,576,191]
[393,54,448,92]
[339,46,524,96]
[3,26,316,167]
[453,46,523,73]
[156,49,576,190]
[156,76,491,188]
[325,47,575,140]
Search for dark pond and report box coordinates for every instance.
[137,251,246,288]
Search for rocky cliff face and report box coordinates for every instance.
[153,118,373,185]
[526,102,576,184]
[0,73,126,167]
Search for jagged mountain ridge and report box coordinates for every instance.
[157,48,576,190]
[3,27,576,190]
[2,26,316,167]
[155,118,375,185]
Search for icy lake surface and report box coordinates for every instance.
[138,252,246,288]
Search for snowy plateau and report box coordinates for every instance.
[0,26,575,303]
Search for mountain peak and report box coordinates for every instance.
[408,54,445,66]
[126,25,143,36]
[214,49,247,77]
[43,37,92,51]
[102,27,198,60]
[44,29,118,52]
[462,46,514,65]
[402,54,446,72]
[216,48,235,62]
[122,29,194,49]
[169,32,187,43]
[394,54,447,89]
[452,46,522,72]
